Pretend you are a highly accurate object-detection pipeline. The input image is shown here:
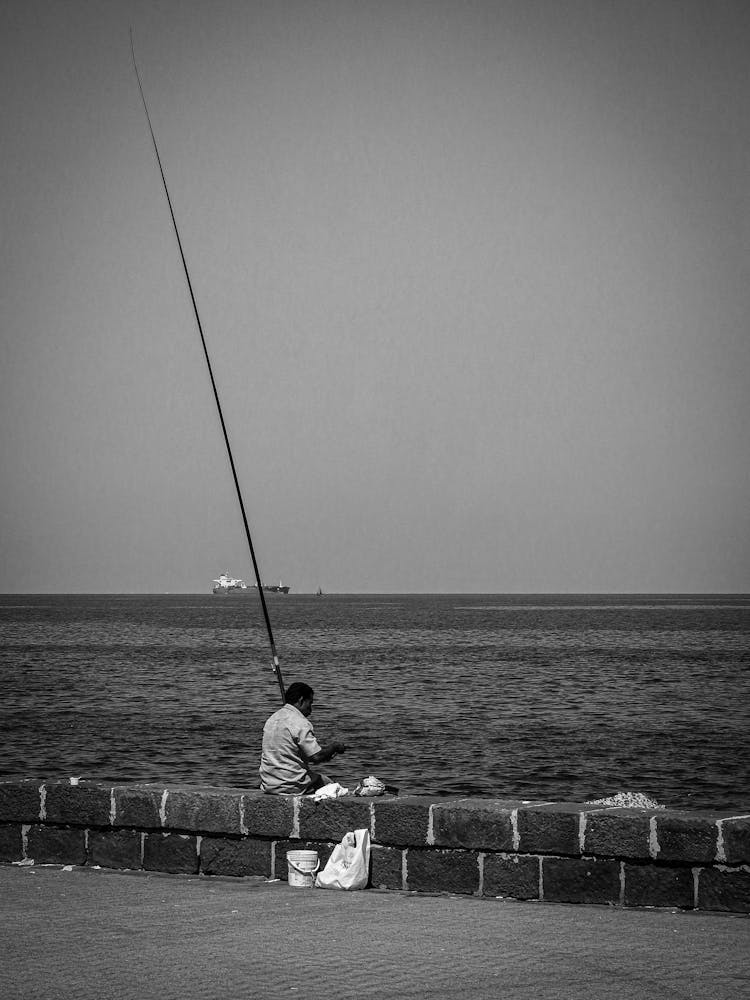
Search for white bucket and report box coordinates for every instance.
[286,850,320,888]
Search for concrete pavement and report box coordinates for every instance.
[1,863,748,999]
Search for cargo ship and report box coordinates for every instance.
[255,580,290,595]
[212,573,290,595]
[212,572,247,594]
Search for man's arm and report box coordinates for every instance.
[308,741,347,766]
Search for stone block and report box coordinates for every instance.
[0,824,23,862]
[274,840,334,881]
[431,799,520,851]
[143,833,198,874]
[370,845,403,890]
[623,863,694,909]
[26,825,87,866]
[44,780,112,827]
[517,803,586,856]
[242,792,295,837]
[88,830,142,870]
[483,853,540,899]
[584,809,652,860]
[297,797,371,841]
[719,815,750,864]
[654,812,719,863]
[112,785,165,829]
[542,857,620,905]
[165,786,243,835]
[697,866,750,913]
[372,797,434,846]
[0,780,41,822]
[200,836,271,877]
[405,848,479,895]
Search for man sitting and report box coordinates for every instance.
[259,681,347,795]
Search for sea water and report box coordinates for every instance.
[1,593,748,811]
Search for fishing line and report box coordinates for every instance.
[129,29,285,703]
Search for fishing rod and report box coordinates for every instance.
[129,29,285,704]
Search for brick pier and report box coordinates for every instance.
[1,779,748,912]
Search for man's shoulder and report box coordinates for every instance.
[265,705,288,726]
[265,704,308,729]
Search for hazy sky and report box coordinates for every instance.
[1,0,748,593]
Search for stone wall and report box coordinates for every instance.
[1,780,748,912]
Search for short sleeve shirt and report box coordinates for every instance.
[259,704,323,794]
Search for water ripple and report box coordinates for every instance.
[1,593,748,810]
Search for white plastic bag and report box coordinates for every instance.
[312,782,350,802]
[315,829,370,890]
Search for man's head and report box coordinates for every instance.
[284,681,314,717]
